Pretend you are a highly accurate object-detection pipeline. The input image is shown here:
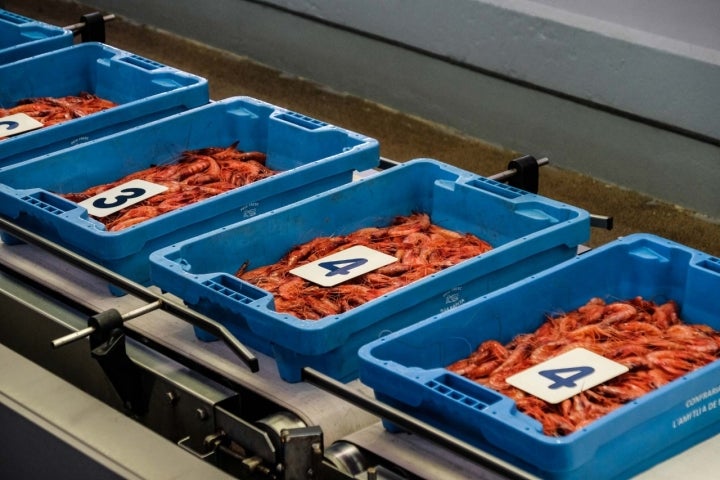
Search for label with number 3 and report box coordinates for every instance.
[290,245,397,287]
[0,113,44,137]
[79,179,168,218]
[507,347,629,404]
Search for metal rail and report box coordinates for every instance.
[64,14,116,33]
[302,367,540,480]
[487,156,549,183]
[0,216,259,372]
[51,300,163,348]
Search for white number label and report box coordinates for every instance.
[290,245,397,287]
[0,113,44,137]
[506,347,628,404]
[79,179,168,218]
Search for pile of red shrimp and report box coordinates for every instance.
[237,213,493,320]
[63,142,275,231]
[1,93,116,138]
[447,296,720,436]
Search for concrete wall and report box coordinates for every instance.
[78,0,720,219]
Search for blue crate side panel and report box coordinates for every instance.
[0,97,380,286]
[149,159,590,381]
[0,42,209,166]
[0,43,201,103]
[358,234,720,478]
[0,9,73,64]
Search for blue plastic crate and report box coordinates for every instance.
[0,96,380,288]
[149,159,590,382]
[358,234,720,479]
[0,42,209,166]
[0,9,72,64]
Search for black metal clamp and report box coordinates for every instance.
[507,155,540,193]
[64,12,116,43]
[52,301,163,416]
[488,155,548,194]
[88,308,149,416]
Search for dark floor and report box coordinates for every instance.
[7,0,720,256]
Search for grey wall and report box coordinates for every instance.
[78,0,720,219]
[252,0,720,141]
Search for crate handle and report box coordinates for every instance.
[425,379,495,411]
[200,273,269,305]
[628,245,670,263]
[118,53,165,71]
[0,10,30,25]
[463,176,526,200]
[428,374,542,431]
[16,190,82,218]
[698,257,720,276]
[21,194,65,216]
[274,111,328,131]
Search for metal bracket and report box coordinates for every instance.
[88,309,149,416]
[51,302,163,416]
[590,214,614,230]
[507,155,540,193]
[488,155,548,194]
[64,12,116,42]
[280,426,324,480]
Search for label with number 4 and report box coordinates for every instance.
[290,244,397,287]
[79,179,168,218]
[506,347,629,404]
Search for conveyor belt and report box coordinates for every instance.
[0,238,536,479]
[0,241,377,445]
[1,231,720,479]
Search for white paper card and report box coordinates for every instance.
[506,347,629,404]
[0,113,44,137]
[79,179,168,218]
[290,245,398,287]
